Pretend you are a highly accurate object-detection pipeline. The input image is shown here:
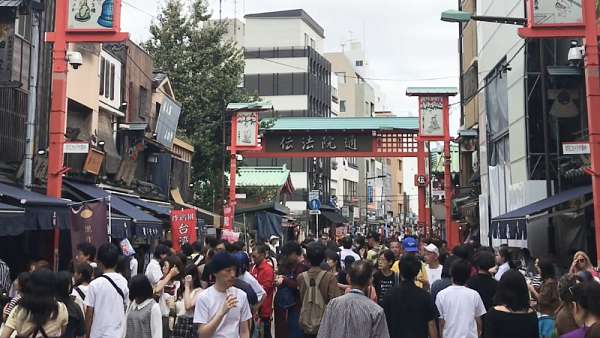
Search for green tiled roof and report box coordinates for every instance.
[263,117,419,131]
[226,102,273,111]
[231,166,292,187]
[406,87,458,96]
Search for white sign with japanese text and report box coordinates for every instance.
[236,112,259,147]
[419,96,444,137]
[533,0,583,25]
[562,142,590,155]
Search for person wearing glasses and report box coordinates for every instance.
[568,252,599,280]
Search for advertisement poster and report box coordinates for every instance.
[171,209,197,252]
[236,112,259,147]
[419,96,445,137]
[70,201,108,258]
[533,0,583,25]
[68,0,116,30]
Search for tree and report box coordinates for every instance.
[145,0,248,211]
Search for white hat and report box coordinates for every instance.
[269,235,279,241]
[424,243,439,256]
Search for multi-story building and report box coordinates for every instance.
[242,9,333,222]
[459,1,593,263]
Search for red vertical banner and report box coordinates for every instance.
[170,209,197,252]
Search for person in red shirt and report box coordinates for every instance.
[251,244,275,338]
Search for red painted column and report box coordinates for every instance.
[582,0,600,265]
[48,0,69,270]
[226,112,238,231]
[417,139,427,236]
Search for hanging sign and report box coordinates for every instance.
[419,96,445,137]
[562,142,590,155]
[236,112,259,148]
[68,0,117,31]
[70,201,108,258]
[170,209,197,252]
[532,0,583,26]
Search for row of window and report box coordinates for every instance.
[344,179,358,199]
[244,73,308,96]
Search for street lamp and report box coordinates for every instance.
[441,9,527,26]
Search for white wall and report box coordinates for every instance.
[262,95,308,111]
[245,57,308,74]
[245,18,324,52]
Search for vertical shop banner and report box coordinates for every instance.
[171,209,197,252]
[70,201,108,258]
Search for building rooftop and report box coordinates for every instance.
[232,166,294,191]
[244,9,325,38]
[263,116,419,132]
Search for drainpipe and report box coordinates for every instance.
[24,10,40,190]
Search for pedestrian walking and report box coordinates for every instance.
[273,242,308,338]
[494,247,513,281]
[193,252,252,338]
[561,281,600,338]
[555,274,580,336]
[317,260,390,338]
[383,254,439,338]
[391,237,428,290]
[431,255,460,304]
[1,270,68,338]
[435,259,486,338]
[55,271,85,338]
[373,250,398,305]
[297,241,341,338]
[366,232,386,265]
[466,250,498,311]
[154,255,183,337]
[483,270,539,338]
[568,251,599,279]
[146,245,171,287]
[172,264,203,338]
[388,239,402,261]
[423,244,443,286]
[84,243,130,338]
[339,237,360,268]
[251,245,275,338]
[75,243,97,269]
[124,275,162,338]
[71,262,93,314]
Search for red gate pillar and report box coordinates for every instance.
[417,139,427,236]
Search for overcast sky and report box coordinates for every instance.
[121,0,461,130]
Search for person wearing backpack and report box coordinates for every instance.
[84,243,130,338]
[297,242,341,338]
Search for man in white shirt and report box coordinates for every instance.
[84,243,130,338]
[194,252,252,338]
[339,237,360,268]
[145,244,171,286]
[424,243,443,286]
[436,259,486,338]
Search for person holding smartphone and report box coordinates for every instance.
[194,252,252,338]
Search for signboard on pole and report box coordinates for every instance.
[419,96,445,137]
[170,209,197,252]
[562,142,590,155]
[308,190,320,202]
[236,112,259,148]
[532,0,583,26]
[68,0,118,31]
[64,142,90,154]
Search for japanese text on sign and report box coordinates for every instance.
[170,209,197,252]
[267,133,372,153]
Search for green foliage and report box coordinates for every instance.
[145,0,251,211]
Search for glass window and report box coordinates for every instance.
[340,100,346,112]
[355,60,364,67]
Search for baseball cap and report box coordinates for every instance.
[424,243,439,256]
[402,237,418,253]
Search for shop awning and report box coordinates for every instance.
[119,196,171,218]
[321,210,348,225]
[0,182,70,236]
[64,181,163,238]
[492,185,592,222]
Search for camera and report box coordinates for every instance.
[568,40,584,67]
[67,51,83,69]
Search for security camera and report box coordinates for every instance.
[568,40,584,66]
[67,52,83,69]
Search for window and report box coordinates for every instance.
[340,100,346,113]
[485,58,509,166]
[304,33,309,47]
[355,60,364,67]
[99,51,122,109]
[347,157,357,167]
[138,86,148,117]
[344,180,358,201]
[398,159,403,171]
[336,72,347,84]
[310,38,315,49]
[398,183,403,194]
[15,13,32,40]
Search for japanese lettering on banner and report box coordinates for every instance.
[236,112,259,147]
[171,209,197,252]
[70,201,108,258]
[265,132,373,154]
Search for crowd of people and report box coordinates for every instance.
[0,232,599,338]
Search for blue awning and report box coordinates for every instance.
[0,183,70,236]
[64,181,163,239]
[492,185,592,222]
[119,196,171,217]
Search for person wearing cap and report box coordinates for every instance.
[391,237,429,290]
[424,243,443,286]
[194,252,252,338]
